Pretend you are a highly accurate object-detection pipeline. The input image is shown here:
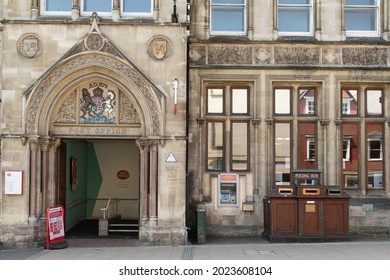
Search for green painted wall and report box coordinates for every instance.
[62,140,139,230]
[86,142,103,216]
[64,139,88,230]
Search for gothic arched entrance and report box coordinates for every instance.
[23,50,167,242]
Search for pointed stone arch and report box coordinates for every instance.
[23,12,166,138]
[24,52,165,138]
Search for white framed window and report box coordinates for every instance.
[121,0,153,17]
[210,0,247,35]
[306,136,315,161]
[278,0,314,36]
[368,138,382,160]
[342,100,351,115]
[81,0,113,16]
[343,137,352,161]
[306,98,315,114]
[40,0,72,15]
[345,0,380,37]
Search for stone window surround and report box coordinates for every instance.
[203,1,390,40]
[32,0,159,21]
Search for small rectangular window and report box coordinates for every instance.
[278,0,313,35]
[274,88,292,115]
[41,0,72,15]
[299,88,316,115]
[211,0,246,35]
[342,89,358,116]
[207,122,224,171]
[81,0,112,16]
[368,139,382,160]
[231,88,248,114]
[306,137,315,161]
[345,0,379,37]
[275,122,291,185]
[366,89,383,116]
[231,122,249,171]
[122,0,153,16]
[343,138,351,161]
[207,88,224,114]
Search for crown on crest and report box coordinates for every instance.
[93,87,104,96]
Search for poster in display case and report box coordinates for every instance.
[4,171,23,195]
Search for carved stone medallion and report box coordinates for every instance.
[147,36,172,61]
[18,34,43,58]
[85,33,104,51]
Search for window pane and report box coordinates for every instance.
[275,123,291,185]
[278,7,311,32]
[83,0,111,12]
[345,0,377,5]
[232,122,248,170]
[342,123,359,188]
[46,0,72,11]
[123,0,152,13]
[345,9,377,31]
[207,122,224,171]
[207,88,224,114]
[298,122,316,169]
[232,89,248,114]
[212,6,245,32]
[279,0,311,4]
[366,90,382,115]
[342,89,358,116]
[366,123,383,188]
[275,89,291,114]
[212,0,245,4]
[299,89,315,115]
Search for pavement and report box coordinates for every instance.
[1,235,390,260]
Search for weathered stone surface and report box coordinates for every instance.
[274,46,320,65]
[208,46,252,65]
[343,47,388,66]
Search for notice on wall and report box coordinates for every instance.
[46,205,65,247]
[4,171,23,195]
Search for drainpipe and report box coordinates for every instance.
[185,0,191,238]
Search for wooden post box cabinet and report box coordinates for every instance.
[263,170,350,242]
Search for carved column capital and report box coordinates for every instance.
[334,119,343,126]
[265,118,274,127]
[252,118,261,128]
[136,137,164,151]
[320,119,330,127]
[28,136,40,151]
[196,117,205,125]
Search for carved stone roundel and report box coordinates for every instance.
[18,34,43,58]
[147,36,172,61]
[85,34,104,51]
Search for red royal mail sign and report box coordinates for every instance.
[46,205,65,249]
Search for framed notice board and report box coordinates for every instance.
[4,171,23,195]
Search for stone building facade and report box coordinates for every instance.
[2,0,390,250]
[0,1,189,248]
[187,0,390,238]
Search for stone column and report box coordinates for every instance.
[137,139,150,222]
[28,137,40,224]
[40,137,52,217]
[320,120,330,185]
[72,0,80,20]
[266,119,273,190]
[149,143,159,225]
[31,0,39,19]
[112,0,120,21]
